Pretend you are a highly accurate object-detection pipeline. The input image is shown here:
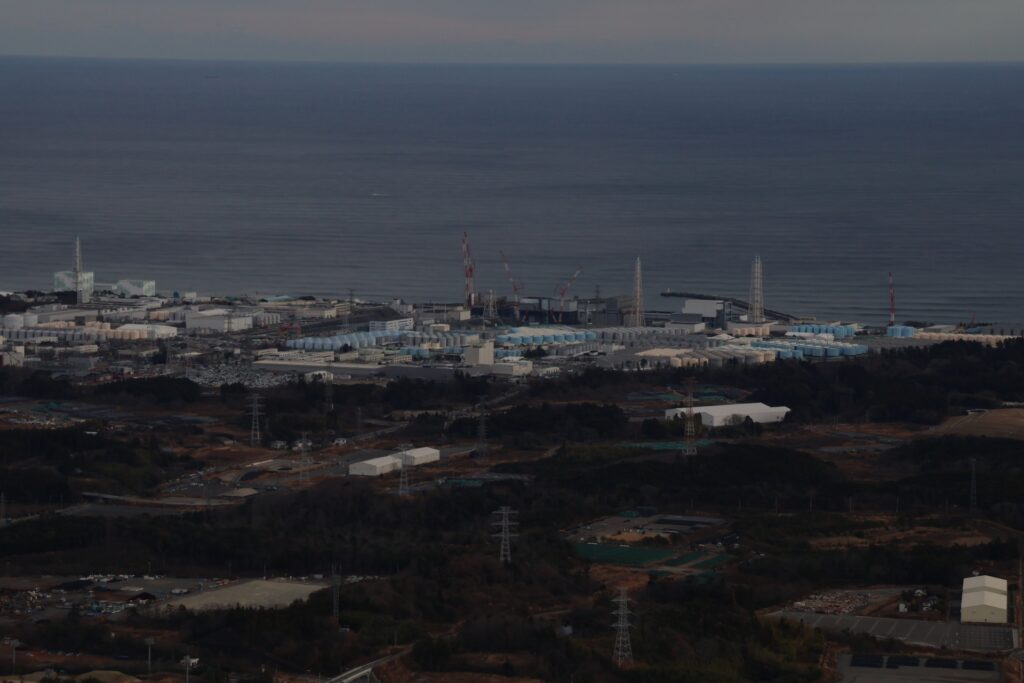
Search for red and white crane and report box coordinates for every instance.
[555,265,583,323]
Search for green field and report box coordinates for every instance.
[693,554,733,570]
[665,551,705,567]
[574,543,677,567]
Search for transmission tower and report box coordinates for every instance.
[888,272,897,327]
[492,506,518,565]
[462,232,476,308]
[476,412,488,458]
[612,588,634,667]
[628,257,644,327]
[970,457,978,512]
[248,393,263,447]
[682,378,697,456]
[749,255,764,324]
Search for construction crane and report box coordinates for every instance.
[462,232,476,309]
[554,266,583,324]
[500,250,524,322]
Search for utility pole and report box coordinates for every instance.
[612,588,633,667]
[492,507,518,565]
[11,639,20,674]
[145,637,154,674]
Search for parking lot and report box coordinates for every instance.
[774,611,1017,652]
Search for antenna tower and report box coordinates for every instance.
[888,272,896,327]
[628,257,644,327]
[682,378,697,456]
[749,255,764,324]
[492,506,518,565]
[462,232,476,308]
[248,393,263,447]
[612,588,634,667]
[970,457,977,512]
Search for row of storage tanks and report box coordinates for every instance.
[287,330,482,352]
[0,327,155,342]
[348,446,440,477]
[2,313,41,329]
[496,330,598,345]
[887,325,918,338]
[752,339,869,358]
[914,332,1016,347]
[668,347,777,367]
[790,324,859,339]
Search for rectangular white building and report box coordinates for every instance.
[961,575,1008,624]
[397,447,440,466]
[665,402,790,427]
[369,318,414,332]
[54,270,94,299]
[349,456,401,477]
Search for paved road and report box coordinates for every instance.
[774,611,1017,652]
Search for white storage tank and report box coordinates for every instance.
[2,314,24,330]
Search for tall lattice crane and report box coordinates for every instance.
[500,250,524,321]
[555,266,583,324]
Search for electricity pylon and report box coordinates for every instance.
[612,588,633,667]
[492,507,518,565]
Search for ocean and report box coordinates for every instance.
[1,57,1022,326]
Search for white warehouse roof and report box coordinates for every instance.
[961,590,1006,611]
[665,402,790,426]
[963,575,1007,594]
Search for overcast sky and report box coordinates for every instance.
[1,0,1022,64]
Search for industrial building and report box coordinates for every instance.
[396,447,440,466]
[665,402,790,427]
[961,575,1008,624]
[185,309,253,333]
[114,279,157,297]
[369,318,415,332]
[349,456,401,477]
